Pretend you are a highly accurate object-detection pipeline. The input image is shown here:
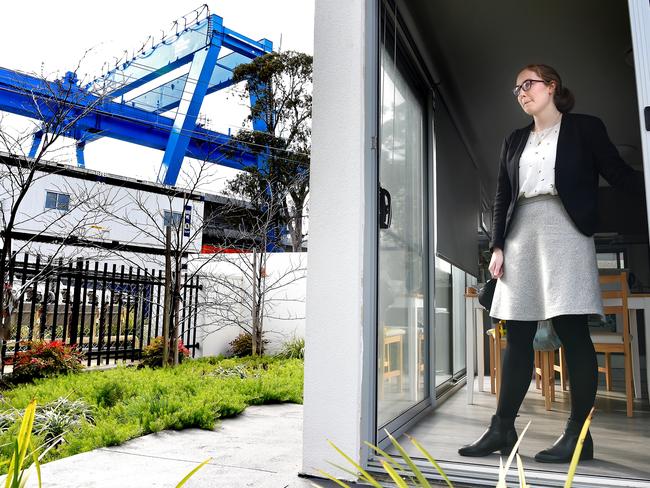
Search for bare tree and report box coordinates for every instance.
[93,160,235,365]
[0,59,113,355]
[199,175,307,356]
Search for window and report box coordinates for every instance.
[597,251,625,269]
[45,191,70,211]
[163,210,182,228]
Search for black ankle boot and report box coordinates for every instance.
[458,415,517,457]
[534,419,594,463]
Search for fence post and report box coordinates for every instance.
[69,259,83,345]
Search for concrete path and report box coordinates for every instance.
[21,403,341,488]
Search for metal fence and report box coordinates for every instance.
[1,254,201,374]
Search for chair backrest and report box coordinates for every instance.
[598,271,630,343]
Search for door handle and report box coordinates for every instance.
[645,106,650,131]
[379,186,392,229]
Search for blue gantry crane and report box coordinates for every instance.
[0,6,273,186]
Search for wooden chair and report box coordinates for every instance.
[591,272,635,417]
[489,321,566,411]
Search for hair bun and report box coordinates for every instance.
[554,86,575,113]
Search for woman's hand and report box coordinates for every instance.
[489,248,504,279]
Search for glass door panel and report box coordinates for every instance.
[434,257,452,386]
[377,18,428,427]
[452,266,467,375]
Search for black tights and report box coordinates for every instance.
[495,315,597,423]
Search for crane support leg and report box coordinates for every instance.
[28,131,44,159]
[76,142,86,168]
[157,18,223,185]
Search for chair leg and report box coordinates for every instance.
[495,331,502,400]
[624,346,634,417]
[398,336,404,393]
[558,347,568,390]
[489,334,496,395]
[543,352,552,411]
[547,352,555,403]
[604,353,612,391]
[535,351,541,390]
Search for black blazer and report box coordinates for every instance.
[490,112,644,251]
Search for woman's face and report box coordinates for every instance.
[515,69,556,116]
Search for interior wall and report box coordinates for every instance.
[403,0,642,203]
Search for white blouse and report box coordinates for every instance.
[518,120,562,198]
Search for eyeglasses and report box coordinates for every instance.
[512,79,547,97]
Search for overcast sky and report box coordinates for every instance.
[0,1,314,192]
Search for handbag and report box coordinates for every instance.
[533,320,562,351]
[477,278,497,312]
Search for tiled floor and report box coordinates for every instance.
[389,378,650,486]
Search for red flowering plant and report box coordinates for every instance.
[139,336,190,368]
[9,340,84,384]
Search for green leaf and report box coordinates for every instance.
[316,470,352,488]
[325,461,369,481]
[564,408,594,488]
[385,431,431,487]
[408,435,454,487]
[327,440,383,488]
[30,439,42,488]
[381,460,409,488]
[363,441,403,471]
[7,436,21,487]
[516,453,528,488]
[175,457,212,488]
[498,420,531,487]
[363,440,414,483]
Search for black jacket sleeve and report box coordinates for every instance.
[589,116,646,201]
[489,135,512,251]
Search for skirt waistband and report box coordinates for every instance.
[516,193,559,206]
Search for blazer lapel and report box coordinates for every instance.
[554,113,570,185]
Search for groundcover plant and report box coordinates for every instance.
[0,357,303,471]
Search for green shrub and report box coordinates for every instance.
[94,380,127,408]
[8,340,83,384]
[140,336,190,368]
[228,332,269,357]
[275,336,305,359]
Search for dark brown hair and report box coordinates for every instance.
[520,64,575,113]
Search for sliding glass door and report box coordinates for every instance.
[376,4,430,430]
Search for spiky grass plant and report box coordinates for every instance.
[275,337,305,360]
[2,400,41,488]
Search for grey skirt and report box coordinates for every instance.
[490,194,604,321]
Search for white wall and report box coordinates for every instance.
[302,0,368,479]
[0,166,203,254]
[190,252,307,357]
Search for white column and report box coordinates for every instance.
[302,0,369,479]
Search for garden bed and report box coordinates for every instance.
[0,357,303,471]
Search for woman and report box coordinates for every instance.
[458,64,642,463]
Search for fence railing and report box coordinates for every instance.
[1,254,201,374]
